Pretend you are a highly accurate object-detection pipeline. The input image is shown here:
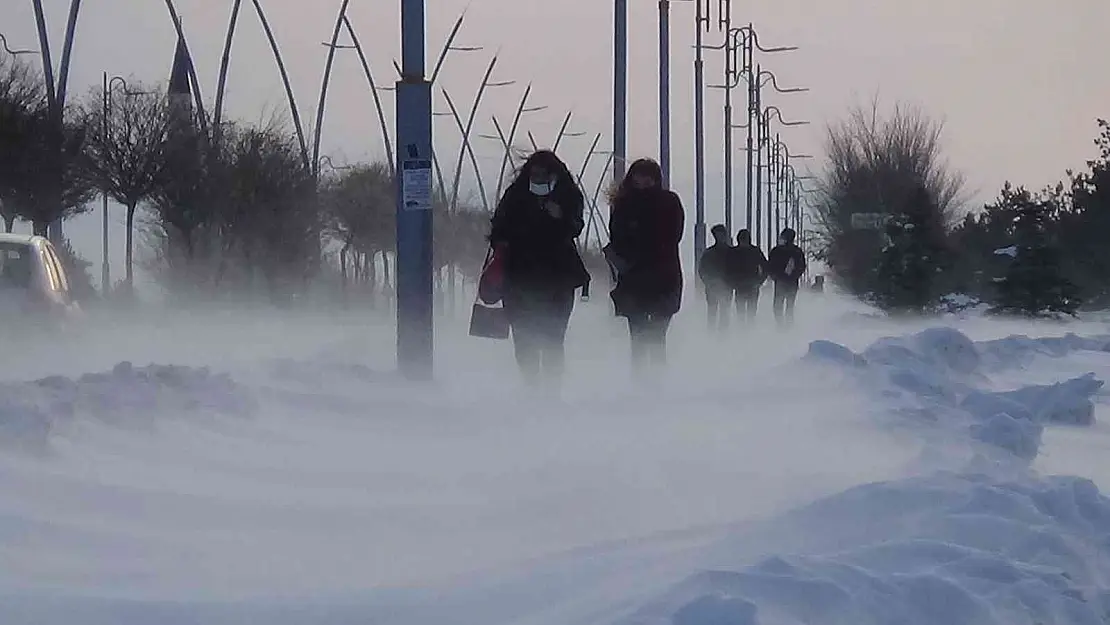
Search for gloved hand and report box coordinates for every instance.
[544,200,562,219]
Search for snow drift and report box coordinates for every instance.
[0,362,256,450]
[628,327,1110,625]
[4,318,1110,625]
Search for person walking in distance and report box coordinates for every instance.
[767,227,807,326]
[729,228,768,322]
[605,158,685,380]
[489,150,590,389]
[698,224,733,333]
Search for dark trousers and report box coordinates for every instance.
[773,281,800,326]
[735,284,761,321]
[705,286,733,333]
[504,287,576,387]
[627,313,672,378]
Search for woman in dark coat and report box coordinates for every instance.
[605,158,685,376]
[488,150,589,388]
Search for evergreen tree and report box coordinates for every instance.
[990,186,1080,317]
[871,185,947,314]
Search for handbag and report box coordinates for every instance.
[470,245,510,340]
[469,299,510,340]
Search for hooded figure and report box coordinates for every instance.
[766,227,807,326]
[489,149,589,389]
[728,228,768,321]
[699,224,733,333]
[605,158,685,378]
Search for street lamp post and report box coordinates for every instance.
[692,0,711,272]
[614,0,628,184]
[707,25,801,235]
[771,137,812,240]
[0,33,37,56]
[754,100,808,251]
[396,0,434,380]
[100,73,150,297]
[658,0,671,188]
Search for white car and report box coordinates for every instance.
[0,233,82,330]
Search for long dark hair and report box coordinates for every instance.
[608,157,664,205]
[502,149,583,206]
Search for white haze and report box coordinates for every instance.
[1,288,1109,618]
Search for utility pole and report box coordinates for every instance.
[101,71,110,295]
[693,0,709,275]
[396,0,434,380]
[658,0,670,188]
[614,0,628,183]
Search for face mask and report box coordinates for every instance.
[529,179,555,196]
[778,238,786,246]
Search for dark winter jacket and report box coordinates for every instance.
[728,244,768,289]
[767,243,807,286]
[606,188,685,317]
[699,243,733,290]
[489,183,589,294]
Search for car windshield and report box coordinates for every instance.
[0,243,33,290]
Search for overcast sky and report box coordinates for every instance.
[2,0,1108,276]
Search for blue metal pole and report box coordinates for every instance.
[396,0,434,380]
[614,0,628,182]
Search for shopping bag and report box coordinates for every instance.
[468,300,510,340]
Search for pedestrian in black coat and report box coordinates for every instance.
[728,228,768,322]
[766,227,807,326]
[699,224,733,333]
[489,150,589,388]
[604,158,685,378]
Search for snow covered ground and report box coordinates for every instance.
[3,290,1110,624]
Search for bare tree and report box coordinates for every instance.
[146,115,230,295]
[319,162,395,295]
[0,50,46,232]
[222,123,320,300]
[2,105,94,235]
[79,81,172,290]
[812,98,968,296]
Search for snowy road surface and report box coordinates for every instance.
[2,293,1110,624]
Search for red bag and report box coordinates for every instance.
[469,245,510,340]
[477,245,506,305]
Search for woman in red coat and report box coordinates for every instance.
[604,158,685,377]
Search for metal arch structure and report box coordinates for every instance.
[210,0,310,169]
[214,0,243,135]
[53,0,82,106]
[493,84,542,202]
[312,0,353,175]
[442,54,510,215]
[341,16,395,177]
[28,0,85,240]
[249,0,310,170]
[29,0,59,114]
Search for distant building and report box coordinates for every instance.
[167,36,193,129]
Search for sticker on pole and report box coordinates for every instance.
[402,159,433,211]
